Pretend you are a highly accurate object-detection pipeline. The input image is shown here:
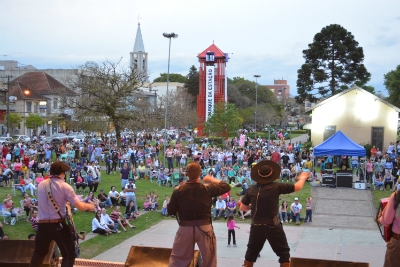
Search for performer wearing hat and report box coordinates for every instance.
[240,160,310,267]
[168,161,231,267]
[30,161,95,267]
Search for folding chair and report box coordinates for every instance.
[0,204,6,223]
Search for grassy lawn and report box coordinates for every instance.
[0,165,313,258]
[371,188,394,210]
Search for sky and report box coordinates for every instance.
[1,0,400,96]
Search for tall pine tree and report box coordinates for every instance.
[185,65,199,104]
[296,24,371,103]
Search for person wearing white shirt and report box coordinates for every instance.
[92,211,112,235]
[213,196,226,220]
[100,208,120,233]
[290,197,302,225]
[125,178,138,215]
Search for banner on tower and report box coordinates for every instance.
[205,65,214,121]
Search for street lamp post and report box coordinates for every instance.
[162,32,178,167]
[253,75,261,140]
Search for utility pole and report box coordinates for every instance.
[1,75,13,137]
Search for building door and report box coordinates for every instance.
[371,127,384,151]
[323,125,336,141]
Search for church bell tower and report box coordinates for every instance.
[130,23,148,82]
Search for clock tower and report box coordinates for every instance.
[130,23,148,82]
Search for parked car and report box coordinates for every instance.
[0,137,14,144]
[45,133,68,144]
[12,135,31,143]
[69,135,86,142]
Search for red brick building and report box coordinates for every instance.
[265,79,290,101]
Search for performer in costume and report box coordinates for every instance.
[378,187,400,267]
[167,162,231,267]
[30,161,95,267]
[240,160,310,267]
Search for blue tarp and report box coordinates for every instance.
[313,130,366,156]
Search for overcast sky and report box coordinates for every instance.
[1,0,400,96]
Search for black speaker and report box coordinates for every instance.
[322,175,336,186]
[125,246,201,267]
[290,257,369,267]
[336,174,353,188]
[0,240,59,267]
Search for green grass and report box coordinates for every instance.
[371,188,394,210]
[0,165,313,257]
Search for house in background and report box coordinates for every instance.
[1,72,78,136]
[306,85,400,151]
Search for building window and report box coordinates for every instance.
[371,127,384,151]
[26,101,32,112]
[323,125,336,141]
[278,89,282,94]
[34,103,38,113]
[53,98,58,109]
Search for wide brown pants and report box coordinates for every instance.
[169,224,216,267]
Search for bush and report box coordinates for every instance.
[291,130,307,134]
[363,144,372,157]
[194,136,223,146]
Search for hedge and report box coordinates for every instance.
[194,136,224,145]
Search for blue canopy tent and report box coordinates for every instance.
[314,130,366,156]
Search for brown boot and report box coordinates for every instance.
[280,262,290,267]
[242,260,254,267]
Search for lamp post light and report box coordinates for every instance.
[253,75,261,140]
[162,32,178,167]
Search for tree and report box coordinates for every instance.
[184,65,199,102]
[296,24,371,103]
[6,113,22,135]
[384,65,400,107]
[203,102,242,137]
[153,73,187,83]
[25,113,45,134]
[158,90,197,128]
[63,60,146,148]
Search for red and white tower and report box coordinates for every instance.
[196,44,228,136]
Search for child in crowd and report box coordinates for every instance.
[161,195,169,216]
[226,214,240,247]
[304,197,313,222]
[143,198,151,211]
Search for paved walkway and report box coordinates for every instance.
[93,219,386,267]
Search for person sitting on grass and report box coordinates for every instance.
[101,207,120,233]
[83,191,98,205]
[237,197,251,220]
[145,191,159,210]
[125,200,137,220]
[143,198,151,211]
[290,197,302,225]
[236,179,248,196]
[108,186,120,206]
[30,208,38,231]
[13,175,26,195]
[75,171,87,193]
[110,205,135,232]
[225,196,237,218]
[92,210,112,236]
[97,189,113,208]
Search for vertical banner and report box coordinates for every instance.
[224,66,228,103]
[224,53,229,103]
[206,65,214,121]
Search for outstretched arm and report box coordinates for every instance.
[294,172,310,192]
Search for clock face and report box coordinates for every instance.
[134,54,137,58]
[143,54,146,58]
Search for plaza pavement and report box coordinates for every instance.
[92,186,387,267]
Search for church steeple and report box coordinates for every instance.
[130,23,148,82]
[133,23,145,52]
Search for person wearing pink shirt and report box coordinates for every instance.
[226,214,240,247]
[378,187,400,267]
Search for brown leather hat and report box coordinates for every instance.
[186,162,201,180]
[251,160,281,184]
[50,161,71,175]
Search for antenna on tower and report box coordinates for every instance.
[137,15,141,24]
